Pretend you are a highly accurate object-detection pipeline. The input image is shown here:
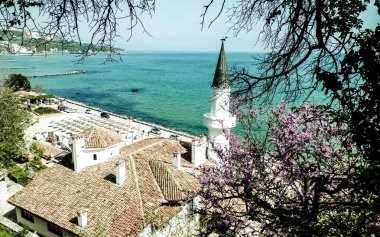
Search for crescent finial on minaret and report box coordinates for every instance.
[221,37,228,42]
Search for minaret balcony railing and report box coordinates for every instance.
[203,113,236,129]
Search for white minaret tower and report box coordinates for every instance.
[203,40,236,162]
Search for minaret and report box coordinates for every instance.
[203,40,236,162]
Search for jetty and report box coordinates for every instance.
[0,67,34,69]
[29,70,85,78]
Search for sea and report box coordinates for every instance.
[0,52,326,135]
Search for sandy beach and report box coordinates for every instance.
[25,97,196,147]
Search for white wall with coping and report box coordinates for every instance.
[15,207,76,237]
[0,178,8,214]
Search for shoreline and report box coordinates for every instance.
[58,97,197,141]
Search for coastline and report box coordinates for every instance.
[61,97,197,141]
[26,95,197,145]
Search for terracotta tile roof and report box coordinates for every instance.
[9,156,143,236]
[9,138,200,237]
[149,160,198,201]
[36,142,68,159]
[73,126,122,148]
[149,160,184,201]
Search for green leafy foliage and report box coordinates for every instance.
[29,142,44,158]
[29,159,48,171]
[336,25,380,218]
[34,107,60,115]
[9,165,30,186]
[27,94,55,100]
[3,74,31,91]
[15,228,29,237]
[0,226,16,237]
[0,87,32,168]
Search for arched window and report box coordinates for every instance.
[93,154,97,160]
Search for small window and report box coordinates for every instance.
[21,209,34,223]
[93,154,97,160]
[48,222,63,237]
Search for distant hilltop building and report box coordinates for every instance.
[8,27,55,41]
[203,41,236,162]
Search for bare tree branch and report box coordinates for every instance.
[0,0,155,60]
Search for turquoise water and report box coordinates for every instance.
[0,52,257,135]
[0,52,325,135]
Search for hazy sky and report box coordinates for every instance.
[111,1,379,52]
[123,1,261,52]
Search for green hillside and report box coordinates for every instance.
[0,30,125,54]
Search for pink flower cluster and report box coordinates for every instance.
[197,101,362,236]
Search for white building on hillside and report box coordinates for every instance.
[10,43,33,54]
[71,126,123,172]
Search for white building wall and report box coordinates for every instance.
[72,138,121,172]
[16,204,199,237]
[139,204,200,237]
[15,207,76,237]
[191,137,207,167]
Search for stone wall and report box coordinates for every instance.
[0,171,8,214]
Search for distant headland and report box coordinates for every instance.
[0,28,126,55]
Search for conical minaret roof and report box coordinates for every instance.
[212,41,229,88]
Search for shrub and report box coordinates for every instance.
[30,159,47,170]
[9,166,30,186]
[27,94,56,100]
[29,142,44,157]
[34,107,60,115]
[3,74,31,91]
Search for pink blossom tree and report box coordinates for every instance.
[197,102,375,236]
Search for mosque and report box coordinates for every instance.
[7,41,236,237]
